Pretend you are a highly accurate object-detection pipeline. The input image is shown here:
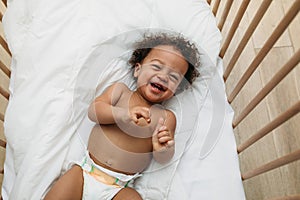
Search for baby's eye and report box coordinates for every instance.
[169,73,180,82]
[151,64,161,70]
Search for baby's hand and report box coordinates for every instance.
[129,106,151,125]
[152,118,175,152]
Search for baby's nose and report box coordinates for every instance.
[157,73,168,82]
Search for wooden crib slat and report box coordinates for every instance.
[1,0,6,7]
[237,100,300,153]
[241,149,300,180]
[227,0,300,103]
[233,49,300,128]
[217,0,233,31]
[212,0,221,16]
[0,113,4,122]
[0,60,10,78]
[223,0,272,80]
[269,194,300,200]
[219,0,250,58]
[0,0,5,21]
[0,85,9,100]
[0,139,5,148]
[0,36,11,57]
[206,0,211,5]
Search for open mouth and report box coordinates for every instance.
[150,82,167,92]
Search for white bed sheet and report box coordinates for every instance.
[168,57,245,199]
[2,0,245,199]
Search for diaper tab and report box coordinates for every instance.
[87,164,131,187]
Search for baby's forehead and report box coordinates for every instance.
[143,46,189,75]
[148,45,185,59]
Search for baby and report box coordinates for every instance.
[45,32,200,200]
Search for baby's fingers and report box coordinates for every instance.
[166,140,175,148]
[136,107,151,122]
[131,107,151,123]
[158,136,173,143]
[158,131,173,143]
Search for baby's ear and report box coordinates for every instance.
[133,63,142,78]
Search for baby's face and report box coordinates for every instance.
[134,45,188,103]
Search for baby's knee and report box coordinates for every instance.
[113,187,143,200]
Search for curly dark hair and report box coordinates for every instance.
[128,32,200,91]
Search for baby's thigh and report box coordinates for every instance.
[113,187,143,200]
[44,165,84,200]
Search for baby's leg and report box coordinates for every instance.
[113,187,143,200]
[44,165,84,200]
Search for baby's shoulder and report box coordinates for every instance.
[110,82,131,94]
[111,82,129,89]
[165,109,176,121]
[150,105,175,121]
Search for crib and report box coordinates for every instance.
[0,0,299,199]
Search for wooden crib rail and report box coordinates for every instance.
[270,194,300,200]
[237,100,300,153]
[0,139,5,148]
[219,0,250,58]
[211,0,300,199]
[0,37,10,58]
[0,113,4,123]
[233,49,300,128]
[222,0,273,80]
[227,0,300,103]
[0,60,10,78]
[0,0,8,191]
[241,149,300,180]
[0,85,9,101]
[217,0,233,31]
[211,0,220,16]
[1,0,6,7]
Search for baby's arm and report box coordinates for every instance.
[88,83,128,124]
[152,110,176,164]
[88,83,150,125]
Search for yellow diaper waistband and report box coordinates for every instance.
[82,161,130,188]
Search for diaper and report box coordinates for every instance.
[80,154,141,200]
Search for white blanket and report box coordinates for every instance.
[2,0,245,199]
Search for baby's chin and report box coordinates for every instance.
[145,93,176,104]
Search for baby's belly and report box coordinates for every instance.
[88,125,153,174]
